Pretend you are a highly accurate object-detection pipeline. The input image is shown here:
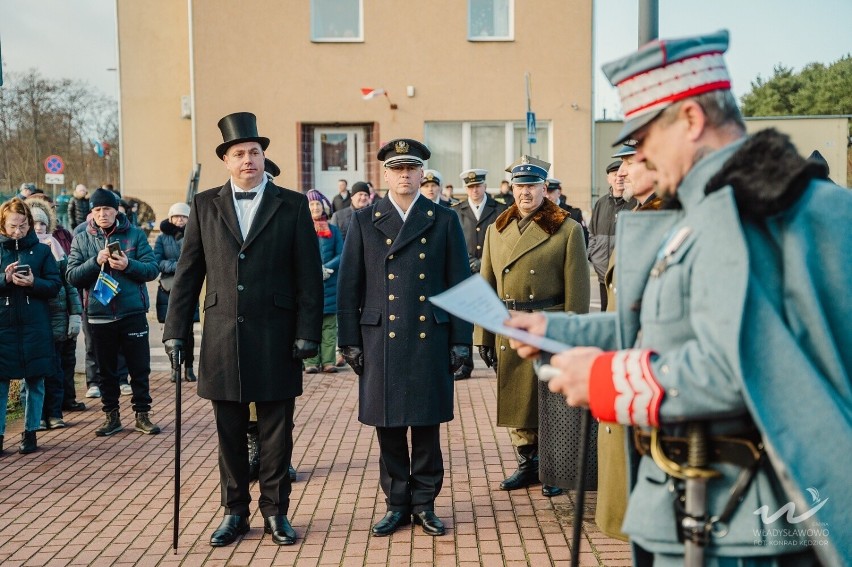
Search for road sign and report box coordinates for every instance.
[44,155,65,174]
[45,173,65,185]
[526,112,537,144]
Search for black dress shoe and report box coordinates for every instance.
[63,401,86,412]
[210,515,249,547]
[542,484,563,497]
[413,511,446,536]
[371,511,410,536]
[264,515,297,545]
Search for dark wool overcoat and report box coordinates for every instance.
[163,181,323,402]
[337,195,472,427]
[0,230,61,380]
[452,195,506,265]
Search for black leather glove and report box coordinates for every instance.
[164,338,185,370]
[478,345,498,371]
[450,345,472,374]
[469,258,481,274]
[292,338,319,360]
[342,346,364,376]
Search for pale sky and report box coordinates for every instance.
[2,0,851,119]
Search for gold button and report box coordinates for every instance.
[389,332,396,338]
[419,274,425,280]
[386,238,392,245]
[375,212,381,217]
[389,294,395,300]
[389,254,394,260]
[388,274,395,280]
[419,315,426,321]
[504,268,510,273]
[419,253,425,259]
[421,238,426,244]
[419,332,426,339]
[476,245,481,250]
[389,315,396,321]
[529,269,535,274]
[505,294,510,298]
[427,210,433,217]
[419,295,426,302]
[476,227,481,232]
[500,345,506,351]
[529,294,534,299]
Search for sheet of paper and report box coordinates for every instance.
[429,275,573,355]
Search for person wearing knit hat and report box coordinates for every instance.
[154,202,197,382]
[512,30,851,566]
[302,189,343,376]
[329,181,370,241]
[66,172,162,440]
[163,110,322,548]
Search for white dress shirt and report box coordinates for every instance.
[231,177,267,238]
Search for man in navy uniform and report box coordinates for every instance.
[419,169,452,207]
[337,138,472,537]
[164,112,322,548]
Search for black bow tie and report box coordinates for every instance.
[235,192,257,200]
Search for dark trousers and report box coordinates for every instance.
[42,341,66,420]
[84,311,128,387]
[599,281,608,312]
[59,336,78,404]
[88,313,152,413]
[212,398,295,518]
[375,424,443,514]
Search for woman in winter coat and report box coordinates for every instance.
[0,198,61,454]
[26,199,83,430]
[303,190,343,373]
[153,202,196,382]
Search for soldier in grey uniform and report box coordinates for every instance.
[507,30,850,566]
[337,138,472,537]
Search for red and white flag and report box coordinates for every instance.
[361,87,386,100]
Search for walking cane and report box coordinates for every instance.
[172,349,183,553]
[570,409,592,567]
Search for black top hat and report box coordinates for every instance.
[216,112,270,159]
[264,158,281,177]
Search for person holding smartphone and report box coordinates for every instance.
[67,188,161,438]
[0,198,62,455]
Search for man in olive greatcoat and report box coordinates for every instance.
[163,112,322,548]
[337,138,472,538]
[475,155,589,498]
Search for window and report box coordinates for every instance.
[469,0,513,41]
[311,0,363,42]
[424,121,550,189]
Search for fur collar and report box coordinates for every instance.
[159,219,183,237]
[494,198,569,235]
[705,128,828,219]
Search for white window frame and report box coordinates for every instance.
[468,0,514,42]
[311,0,364,43]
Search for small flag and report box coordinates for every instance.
[361,88,386,100]
[91,268,120,305]
[93,138,105,157]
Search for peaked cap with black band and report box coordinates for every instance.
[506,155,550,185]
[421,169,443,186]
[377,138,431,167]
[603,29,732,146]
[216,112,270,159]
[460,169,488,187]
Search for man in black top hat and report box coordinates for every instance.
[337,138,472,537]
[163,111,323,548]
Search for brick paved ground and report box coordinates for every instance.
[0,359,631,566]
[0,277,632,566]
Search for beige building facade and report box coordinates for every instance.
[117,0,595,222]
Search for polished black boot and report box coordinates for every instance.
[210,515,249,547]
[247,424,260,481]
[19,431,37,454]
[264,515,297,545]
[371,511,411,536]
[542,484,563,497]
[499,444,539,490]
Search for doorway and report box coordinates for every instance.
[313,127,366,200]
